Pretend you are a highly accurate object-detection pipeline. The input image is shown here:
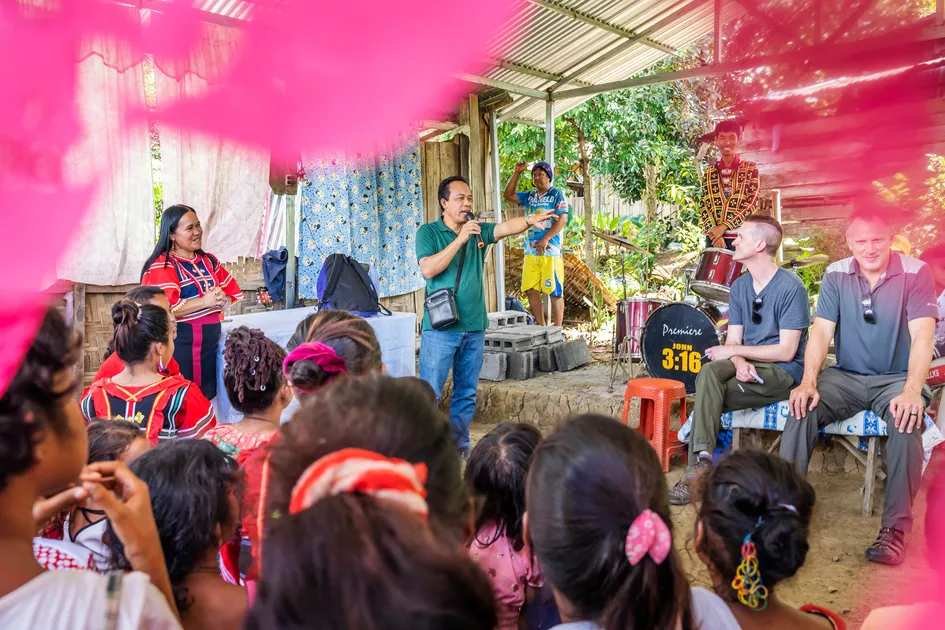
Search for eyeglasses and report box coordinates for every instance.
[861,293,875,324]
[752,296,763,325]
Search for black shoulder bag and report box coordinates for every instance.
[424,242,467,330]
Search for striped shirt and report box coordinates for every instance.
[141,252,243,323]
[80,375,216,445]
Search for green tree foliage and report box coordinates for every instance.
[498,56,711,205]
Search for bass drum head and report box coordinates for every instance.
[641,302,723,393]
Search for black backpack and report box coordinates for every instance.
[315,254,391,317]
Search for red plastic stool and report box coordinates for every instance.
[622,378,688,472]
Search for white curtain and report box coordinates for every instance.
[57,37,155,286]
[153,23,270,264]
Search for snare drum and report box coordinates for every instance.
[690,248,746,303]
[641,302,728,393]
[616,298,668,358]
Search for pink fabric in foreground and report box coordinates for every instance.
[0,0,512,398]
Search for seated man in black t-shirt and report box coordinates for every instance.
[670,216,809,505]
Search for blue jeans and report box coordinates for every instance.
[419,330,485,450]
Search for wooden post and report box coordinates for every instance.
[286,193,297,309]
[772,189,783,263]
[72,283,86,388]
[489,109,506,308]
[466,94,486,220]
[863,437,879,517]
[566,116,595,273]
[714,0,722,65]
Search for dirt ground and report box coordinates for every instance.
[469,419,943,628]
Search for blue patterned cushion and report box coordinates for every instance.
[679,401,943,456]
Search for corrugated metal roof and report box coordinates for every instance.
[484,0,742,124]
[160,0,735,123]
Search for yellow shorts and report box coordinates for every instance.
[522,255,564,297]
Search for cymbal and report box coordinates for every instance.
[591,230,650,255]
[779,254,829,270]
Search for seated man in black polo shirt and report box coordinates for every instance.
[669,215,809,505]
[780,204,937,565]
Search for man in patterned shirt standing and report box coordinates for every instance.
[699,120,761,249]
[503,161,569,326]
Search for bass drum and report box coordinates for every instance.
[615,298,668,358]
[641,302,728,394]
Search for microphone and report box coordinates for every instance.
[465,212,484,249]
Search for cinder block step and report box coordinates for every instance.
[487,310,529,329]
[479,352,508,382]
[538,344,560,372]
[505,350,536,380]
[553,338,591,372]
[485,328,546,351]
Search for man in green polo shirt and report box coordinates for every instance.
[417,175,555,457]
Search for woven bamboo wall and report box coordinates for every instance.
[67,256,275,386]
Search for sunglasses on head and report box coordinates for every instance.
[861,293,875,324]
[752,296,763,325]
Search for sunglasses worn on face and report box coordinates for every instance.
[861,293,875,324]
[752,296,763,325]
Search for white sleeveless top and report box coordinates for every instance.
[0,570,180,630]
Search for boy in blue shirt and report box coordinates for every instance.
[503,161,569,326]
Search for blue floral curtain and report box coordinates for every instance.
[297,132,425,299]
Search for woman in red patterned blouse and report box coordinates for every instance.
[141,205,242,400]
[81,300,216,445]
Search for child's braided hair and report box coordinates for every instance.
[223,326,286,414]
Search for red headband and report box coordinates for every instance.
[283,342,347,392]
[289,448,429,518]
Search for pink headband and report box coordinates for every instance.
[283,342,348,392]
[624,509,672,566]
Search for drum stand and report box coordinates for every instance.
[609,250,644,390]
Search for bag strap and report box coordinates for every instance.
[318,255,344,309]
[104,571,124,630]
[453,242,468,295]
[349,257,392,316]
[423,238,469,301]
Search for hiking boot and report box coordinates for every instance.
[668,457,712,506]
[865,527,906,565]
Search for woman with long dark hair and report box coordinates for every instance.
[142,205,242,400]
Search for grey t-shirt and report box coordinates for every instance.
[729,267,810,384]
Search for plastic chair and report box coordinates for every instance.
[622,378,688,472]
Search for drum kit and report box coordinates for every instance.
[603,232,827,393]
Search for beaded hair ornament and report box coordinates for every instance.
[732,503,797,611]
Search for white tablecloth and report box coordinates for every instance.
[212,308,416,424]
